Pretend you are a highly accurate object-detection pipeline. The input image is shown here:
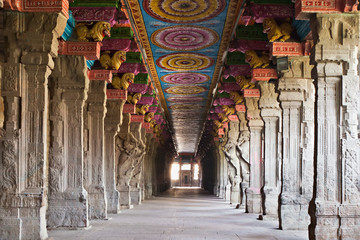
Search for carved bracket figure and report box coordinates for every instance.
[99,50,126,70]
[75,21,111,42]
[263,18,292,42]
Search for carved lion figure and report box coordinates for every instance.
[235,76,256,89]
[144,112,154,122]
[75,21,111,42]
[221,105,235,116]
[218,112,229,123]
[136,104,149,115]
[127,93,142,105]
[263,18,292,42]
[213,120,223,130]
[112,73,134,90]
[149,119,157,128]
[229,91,244,105]
[99,50,127,70]
[245,50,270,69]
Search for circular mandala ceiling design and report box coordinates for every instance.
[143,0,226,23]
[165,85,206,95]
[151,26,219,51]
[167,96,204,103]
[157,53,214,71]
[169,104,202,110]
[161,72,210,84]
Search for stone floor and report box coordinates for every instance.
[48,188,308,240]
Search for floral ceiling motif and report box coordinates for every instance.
[127,0,242,153]
[151,25,219,51]
[161,72,210,84]
[167,96,204,103]
[143,0,226,23]
[165,85,206,95]
[156,53,214,71]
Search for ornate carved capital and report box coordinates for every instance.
[258,81,280,112]
[314,14,360,65]
[245,98,263,127]
[280,56,313,80]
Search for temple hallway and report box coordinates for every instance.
[48,188,308,240]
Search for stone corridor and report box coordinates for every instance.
[48,188,307,240]
[1,1,360,239]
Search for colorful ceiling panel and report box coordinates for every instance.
[125,0,243,153]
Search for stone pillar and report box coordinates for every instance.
[258,81,282,221]
[144,133,154,199]
[215,141,224,198]
[104,100,124,214]
[277,56,314,230]
[0,11,66,239]
[236,111,250,209]
[223,121,241,206]
[245,97,264,213]
[47,55,90,229]
[83,81,107,219]
[116,113,137,209]
[129,122,145,205]
[311,14,360,239]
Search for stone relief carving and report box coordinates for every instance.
[0,140,17,205]
[116,133,138,189]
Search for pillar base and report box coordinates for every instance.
[120,205,134,210]
[130,189,142,205]
[47,188,89,229]
[280,203,309,230]
[230,190,240,205]
[118,190,132,209]
[106,190,121,214]
[88,185,107,220]
[225,184,231,203]
[0,217,21,240]
[246,188,262,213]
[262,189,279,221]
[218,185,225,199]
[145,184,153,199]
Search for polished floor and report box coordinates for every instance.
[48,188,308,240]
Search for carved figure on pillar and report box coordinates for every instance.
[0,10,67,239]
[223,122,241,206]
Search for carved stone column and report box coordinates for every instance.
[258,81,282,221]
[277,56,314,230]
[236,111,250,209]
[47,55,90,229]
[143,133,154,199]
[0,11,66,239]
[215,141,225,198]
[104,100,124,214]
[245,97,264,213]
[311,14,360,239]
[129,122,145,205]
[116,113,137,209]
[223,121,241,205]
[83,81,107,219]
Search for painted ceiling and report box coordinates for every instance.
[125,0,243,153]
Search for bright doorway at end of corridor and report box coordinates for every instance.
[171,155,201,188]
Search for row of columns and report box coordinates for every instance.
[212,13,360,239]
[0,10,161,240]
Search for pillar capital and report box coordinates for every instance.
[245,97,264,128]
[314,13,360,64]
